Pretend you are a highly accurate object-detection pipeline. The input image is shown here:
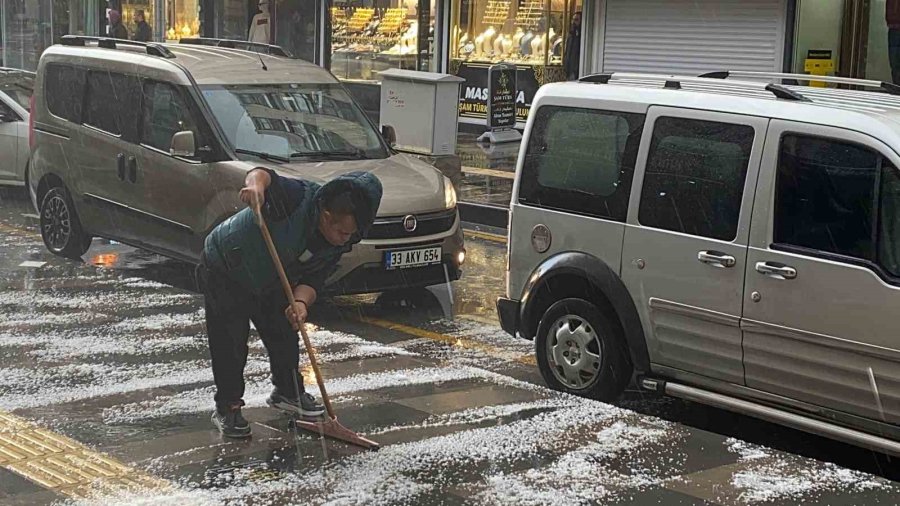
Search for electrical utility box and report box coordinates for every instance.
[379,69,465,156]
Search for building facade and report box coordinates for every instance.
[3,1,896,122]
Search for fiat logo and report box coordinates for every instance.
[402,215,418,232]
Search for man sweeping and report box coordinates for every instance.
[199,168,383,438]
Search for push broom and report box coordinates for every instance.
[254,206,379,451]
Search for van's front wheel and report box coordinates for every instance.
[535,298,632,402]
[40,186,91,260]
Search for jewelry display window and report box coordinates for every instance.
[330,0,436,82]
[450,0,573,67]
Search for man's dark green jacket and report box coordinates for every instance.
[204,169,383,295]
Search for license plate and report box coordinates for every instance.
[385,247,442,270]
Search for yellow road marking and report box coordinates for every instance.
[0,411,170,499]
[359,316,536,366]
[463,229,507,244]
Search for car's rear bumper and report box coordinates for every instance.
[496,297,520,337]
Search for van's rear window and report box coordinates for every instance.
[518,106,645,221]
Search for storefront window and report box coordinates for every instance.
[330,0,437,82]
[793,0,896,84]
[110,0,195,42]
[165,0,200,40]
[451,0,580,122]
[2,0,95,71]
[119,1,155,41]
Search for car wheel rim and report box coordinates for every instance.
[546,314,602,390]
[43,195,71,252]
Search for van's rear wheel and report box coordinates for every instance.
[40,186,91,259]
[535,298,632,402]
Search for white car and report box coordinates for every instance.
[0,68,33,187]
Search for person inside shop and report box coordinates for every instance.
[889,0,900,84]
[564,11,582,81]
[108,9,129,40]
[133,10,152,42]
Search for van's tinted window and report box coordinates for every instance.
[45,64,86,122]
[141,81,199,157]
[84,71,141,137]
[775,134,900,277]
[518,106,645,221]
[639,117,755,241]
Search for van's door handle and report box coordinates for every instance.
[127,156,137,183]
[698,250,736,268]
[116,153,126,181]
[756,262,797,280]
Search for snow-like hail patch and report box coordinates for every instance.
[0,311,112,328]
[288,397,625,505]
[112,310,205,331]
[726,438,891,502]
[472,418,678,505]
[0,359,267,411]
[103,366,492,424]
[83,396,628,506]
[0,289,196,311]
[0,331,205,361]
[726,437,771,462]
[367,397,575,435]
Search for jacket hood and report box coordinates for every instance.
[312,171,383,239]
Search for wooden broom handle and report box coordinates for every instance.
[254,206,336,419]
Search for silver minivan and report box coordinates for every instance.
[499,71,900,456]
[29,37,465,295]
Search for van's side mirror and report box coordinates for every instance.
[170,130,196,158]
[381,125,396,147]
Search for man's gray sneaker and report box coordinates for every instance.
[267,390,325,417]
[211,406,251,438]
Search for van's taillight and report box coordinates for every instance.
[28,94,35,149]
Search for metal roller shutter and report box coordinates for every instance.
[602,0,787,74]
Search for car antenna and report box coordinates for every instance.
[257,50,268,71]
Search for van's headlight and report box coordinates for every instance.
[444,177,457,209]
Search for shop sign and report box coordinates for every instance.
[455,62,540,122]
[487,63,517,129]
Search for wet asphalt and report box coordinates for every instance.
[0,186,898,505]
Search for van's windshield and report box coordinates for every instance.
[200,83,388,161]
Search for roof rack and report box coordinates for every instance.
[178,38,291,57]
[60,35,175,58]
[699,70,900,96]
[578,72,810,102]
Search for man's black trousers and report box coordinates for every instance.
[199,258,305,411]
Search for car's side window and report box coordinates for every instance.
[83,71,141,138]
[141,81,200,158]
[45,64,86,123]
[518,106,645,221]
[774,134,900,279]
[638,117,755,241]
